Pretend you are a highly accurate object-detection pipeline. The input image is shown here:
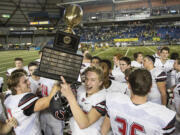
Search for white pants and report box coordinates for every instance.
[40,110,64,135]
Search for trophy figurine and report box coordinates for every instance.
[54,4,83,53]
[34,4,83,83]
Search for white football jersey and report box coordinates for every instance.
[154,59,174,73]
[153,53,160,59]
[175,72,180,85]
[0,99,6,122]
[70,85,106,135]
[173,83,180,122]
[0,77,3,88]
[28,77,55,96]
[4,93,41,135]
[148,68,167,104]
[112,66,121,77]
[106,93,176,135]
[35,58,41,63]
[131,61,143,68]
[113,70,126,83]
[166,70,177,89]
[112,66,125,82]
[105,80,127,94]
[80,62,91,74]
[6,66,30,76]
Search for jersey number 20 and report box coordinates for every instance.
[115,116,145,135]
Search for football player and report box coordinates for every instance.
[101,69,176,135]
[60,66,107,135]
[143,55,167,105]
[6,58,29,77]
[28,61,64,135]
[131,52,144,68]
[100,59,127,94]
[4,71,60,135]
[91,56,101,67]
[154,47,174,89]
[114,57,131,83]
[173,57,180,134]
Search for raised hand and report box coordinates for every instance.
[60,76,74,100]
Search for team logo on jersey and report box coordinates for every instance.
[81,98,85,102]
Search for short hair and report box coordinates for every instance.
[7,72,25,95]
[14,58,23,62]
[133,52,143,60]
[145,55,155,63]
[124,67,138,80]
[175,57,180,64]
[128,69,152,96]
[160,47,170,53]
[28,61,39,69]
[91,56,101,62]
[85,53,92,60]
[119,57,131,65]
[11,69,27,76]
[84,66,104,82]
[100,59,112,69]
[113,53,123,60]
[170,52,179,60]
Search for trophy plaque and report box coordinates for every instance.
[34,5,83,83]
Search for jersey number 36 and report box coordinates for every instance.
[115,116,145,135]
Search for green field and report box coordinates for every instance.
[0,45,180,90]
[0,50,39,90]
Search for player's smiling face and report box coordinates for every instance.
[15,60,23,69]
[119,60,130,73]
[85,71,102,94]
[160,50,169,60]
[16,75,31,93]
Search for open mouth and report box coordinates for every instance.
[86,86,93,91]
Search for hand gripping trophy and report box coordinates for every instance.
[34,4,83,83]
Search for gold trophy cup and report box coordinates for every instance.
[34,4,83,83]
[54,4,83,52]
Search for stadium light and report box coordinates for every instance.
[39,21,50,25]
[2,14,10,18]
[112,0,142,3]
[10,28,14,31]
[27,43,32,45]
[57,0,97,6]
[30,21,50,25]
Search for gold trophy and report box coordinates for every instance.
[34,4,83,83]
[54,4,83,52]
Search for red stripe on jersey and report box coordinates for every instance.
[18,95,36,107]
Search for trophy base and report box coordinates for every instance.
[34,47,83,83]
[54,31,80,53]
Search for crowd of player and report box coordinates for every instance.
[0,46,180,135]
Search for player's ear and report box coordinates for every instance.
[127,82,131,90]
